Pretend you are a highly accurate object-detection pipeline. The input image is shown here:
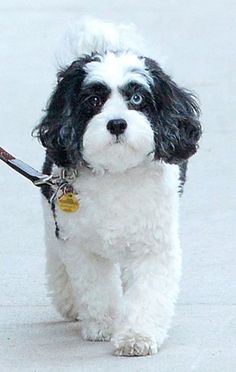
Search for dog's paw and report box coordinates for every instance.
[113,332,158,357]
[54,301,78,321]
[80,320,113,341]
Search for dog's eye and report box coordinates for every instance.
[130,93,143,106]
[88,95,102,108]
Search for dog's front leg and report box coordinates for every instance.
[64,249,122,342]
[113,251,181,356]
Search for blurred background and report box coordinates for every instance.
[0,1,235,371]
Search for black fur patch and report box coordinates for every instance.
[144,58,202,164]
[179,161,188,195]
[119,82,154,111]
[33,55,111,169]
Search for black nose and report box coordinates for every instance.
[107,119,127,136]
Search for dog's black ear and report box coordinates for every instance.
[145,58,202,164]
[33,59,87,168]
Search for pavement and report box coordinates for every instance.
[0,1,236,371]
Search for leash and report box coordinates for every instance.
[0,146,62,187]
[0,147,80,212]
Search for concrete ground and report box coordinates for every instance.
[0,1,236,371]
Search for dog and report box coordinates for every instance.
[34,18,201,356]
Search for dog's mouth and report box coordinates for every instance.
[108,137,137,154]
[111,134,126,145]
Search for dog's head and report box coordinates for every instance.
[35,51,201,172]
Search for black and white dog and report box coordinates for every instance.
[35,19,201,356]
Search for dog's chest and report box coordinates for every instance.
[55,163,179,257]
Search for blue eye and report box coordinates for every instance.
[130,93,143,105]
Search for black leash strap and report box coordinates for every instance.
[0,147,53,187]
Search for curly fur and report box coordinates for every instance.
[34,18,201,357]
[35,55,201,168]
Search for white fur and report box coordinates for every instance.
[82,52,155,173]
[83,88,155,173]
[84,52,153,90]
[43,18,182,357]
[56,17,147,69]
[43,162,181,355]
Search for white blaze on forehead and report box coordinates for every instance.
[84,52,153,90]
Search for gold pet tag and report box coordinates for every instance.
[57,192,80,213]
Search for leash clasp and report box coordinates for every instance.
[33,174,55,187]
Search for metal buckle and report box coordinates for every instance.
[33,174,59,187]
[33,169,78,190]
